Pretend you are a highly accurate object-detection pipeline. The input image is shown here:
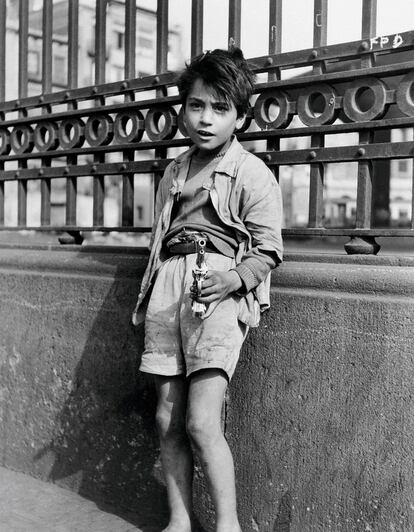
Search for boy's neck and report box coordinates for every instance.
[194,137,233,161]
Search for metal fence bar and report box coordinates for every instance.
[0,179,3,226]
[17,171,27,226]
[42,0,53,93]
[191,0,203,57]
[40,175,52,227]
[122,0,137,227]
[92,165,105,227]
[0,0,5,103]
[94,0,106,86]
[92,0,107,226]
[68,0,79,88]
[125,0,136,80]
[65,0,79,227]
[156,0,169,74]
[268,0,282,79]
[0,0,6,225]
[18,0,28,100]
[355,0,377,230]
[153,0,169,203]
[368,0,389,229]
[17,0,29,226]
[362,0,377,43]
[308,0,327,228]
[122,154,135,226]
[228,0,241,48]
[40,0,53,226]
[266,0,283,182]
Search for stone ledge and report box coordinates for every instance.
[274,260,414,296]
[0,245,413,297]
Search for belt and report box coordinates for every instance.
[168,240,217,255]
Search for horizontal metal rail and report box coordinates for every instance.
[0,140,413,181]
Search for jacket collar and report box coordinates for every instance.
[173,136,245,178]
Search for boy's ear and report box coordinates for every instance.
[235,113,246,131]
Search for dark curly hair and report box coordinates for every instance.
[177,47,256,118]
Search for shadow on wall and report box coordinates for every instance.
[32,250,170,530]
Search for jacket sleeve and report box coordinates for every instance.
[233,155,283,293]
[147,162,174,250]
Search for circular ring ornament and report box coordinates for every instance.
[235,109,253,134]
[145,106,178,141]
[58,118,85,149]
[10,125,34,154]
[254,90,292,130]
[396,70,414,116]
[0,128,11,155]
[297,84,338,126]
[114,110,144,143]
[343,77,388,122]
[85,114,114,146]
[34,121,59,151]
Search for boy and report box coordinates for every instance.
[132,48,283,532]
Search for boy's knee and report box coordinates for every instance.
[186,414,221,449]
[155,405,185,440]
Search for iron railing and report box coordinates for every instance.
[0,0,413,253]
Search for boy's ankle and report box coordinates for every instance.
[163,516,192,532]
[163,525,192,532]
[216,519,242,532]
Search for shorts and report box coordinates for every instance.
[139,253,248,380]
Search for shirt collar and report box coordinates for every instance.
[173,136,243,178]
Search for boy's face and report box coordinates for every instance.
[184,78,245,155]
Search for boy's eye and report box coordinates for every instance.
[214,104,229,113]
[189,101,202,110]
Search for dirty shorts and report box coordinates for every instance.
[139,253,248,380]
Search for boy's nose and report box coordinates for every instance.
[200,108,213,124]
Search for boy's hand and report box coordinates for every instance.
[194,270,242,303]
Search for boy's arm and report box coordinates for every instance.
[147,164,172,248]
[233,159,283,294]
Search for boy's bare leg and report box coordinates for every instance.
[187,369,241,532]
[154,375,193,532]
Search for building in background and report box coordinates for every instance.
[4,0,184,233]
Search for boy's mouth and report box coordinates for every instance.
[197,130,214,137]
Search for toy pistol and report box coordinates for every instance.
[191,237,208,318]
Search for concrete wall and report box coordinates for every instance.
[0,245,413,531]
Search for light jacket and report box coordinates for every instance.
[132,137,283,327]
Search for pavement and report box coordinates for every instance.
[0,467,158,532]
